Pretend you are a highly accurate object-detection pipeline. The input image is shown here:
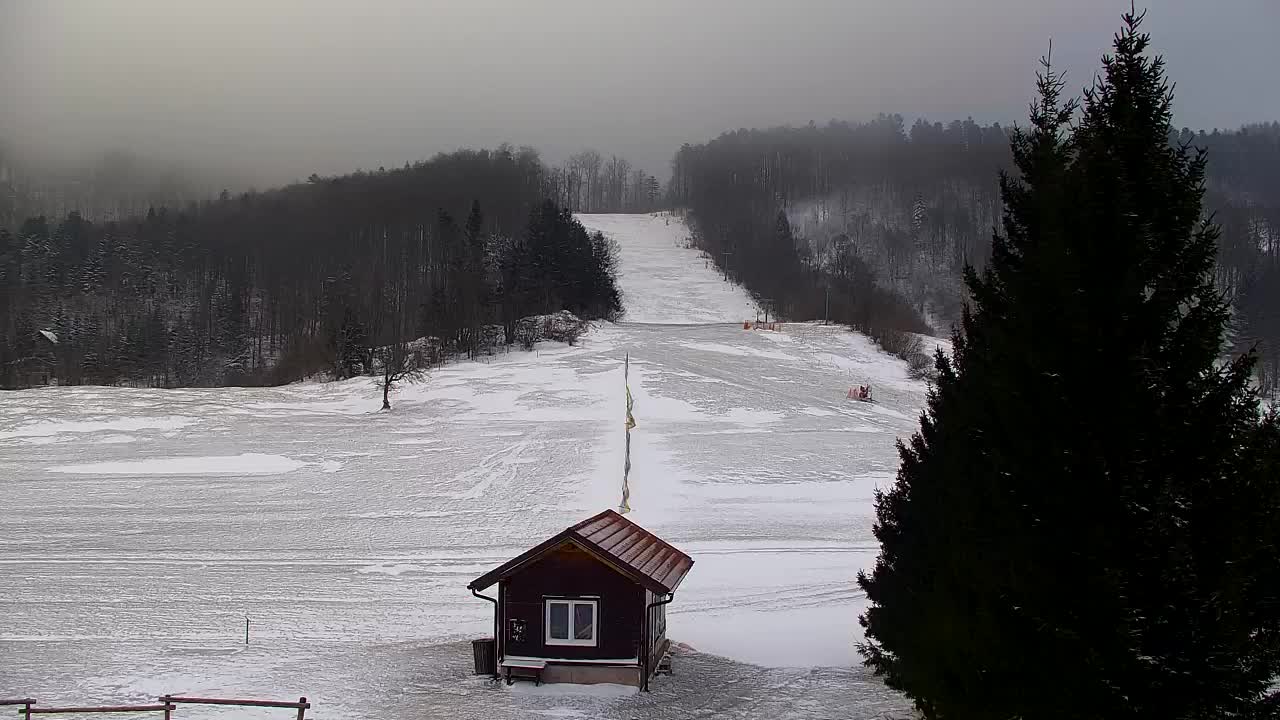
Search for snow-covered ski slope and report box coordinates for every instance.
[0,212,929,718]
[577,213,759,323]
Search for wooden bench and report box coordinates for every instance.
[500,658,547,686]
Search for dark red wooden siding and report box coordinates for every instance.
[501,542,644,661]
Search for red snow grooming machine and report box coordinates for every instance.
[848,384,874,402]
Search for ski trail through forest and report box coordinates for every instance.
[0,212,925,719]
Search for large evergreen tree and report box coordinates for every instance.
[858,12,1280,719]
[508,200,621,322]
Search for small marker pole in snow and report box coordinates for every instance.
[245,616,250,645]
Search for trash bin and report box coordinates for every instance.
[472,637,496,676]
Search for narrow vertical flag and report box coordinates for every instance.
[620,353,635,514]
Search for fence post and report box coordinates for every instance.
[295,697,307,720]
[161,695,171,720]
[23,701,33,720]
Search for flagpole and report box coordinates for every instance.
[620,353,633,514]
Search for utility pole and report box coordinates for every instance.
[824,286,830,325]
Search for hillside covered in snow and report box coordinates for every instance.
[0,213,931,718]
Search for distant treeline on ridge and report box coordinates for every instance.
[672,117,1280,393]
[0,146,641,388]
[2,118,1278,394]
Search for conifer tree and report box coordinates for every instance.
[857,12,1280,719]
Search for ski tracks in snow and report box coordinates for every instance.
[0,212,926,719]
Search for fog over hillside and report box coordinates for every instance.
[2,0,1277,187]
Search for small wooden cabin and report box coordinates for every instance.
[468,509,693,689]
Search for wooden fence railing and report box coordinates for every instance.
[23,704,175,717]
[2,697,309,720]
[0,702,36,719]
[163,696,308,720]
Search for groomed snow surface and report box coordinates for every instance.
[1,212,934,719]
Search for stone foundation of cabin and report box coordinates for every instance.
[541,663,642,686]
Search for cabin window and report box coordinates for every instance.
[545,599,597,646]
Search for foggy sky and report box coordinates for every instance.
[3,0,1277,188]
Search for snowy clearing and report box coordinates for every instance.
[47,454,307,476]
[0,212,924,718]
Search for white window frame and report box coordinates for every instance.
[544,598,598,647]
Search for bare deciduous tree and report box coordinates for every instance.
[377,340,424,411]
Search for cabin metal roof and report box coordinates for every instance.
[468,509,694,594]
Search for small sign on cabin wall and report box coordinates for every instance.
[509,618,527,643]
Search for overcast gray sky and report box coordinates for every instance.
[2,0,1277,187]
